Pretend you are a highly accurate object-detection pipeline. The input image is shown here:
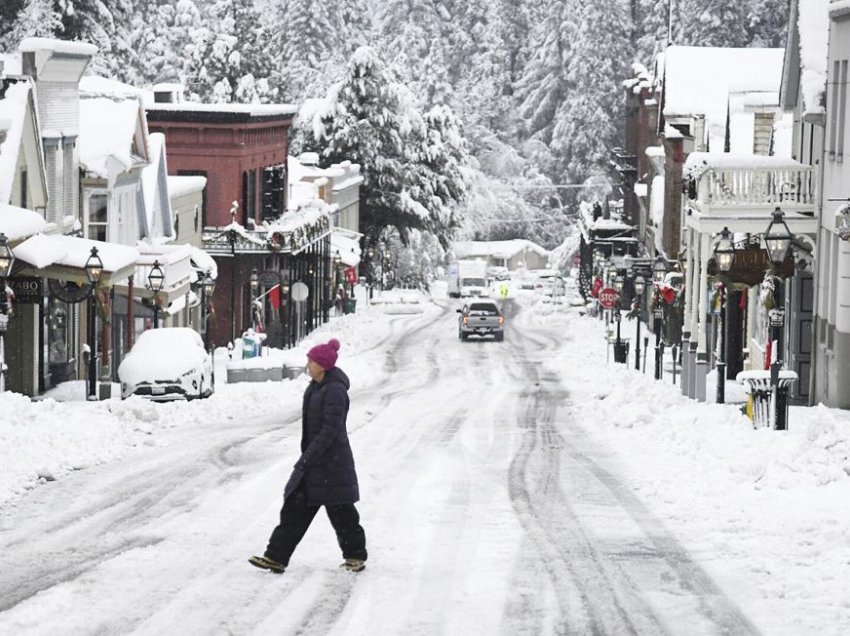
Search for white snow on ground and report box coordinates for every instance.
[1,285,850,633]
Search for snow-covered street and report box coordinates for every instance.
[2,291,849,634]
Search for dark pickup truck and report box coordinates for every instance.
[457,301,504,341]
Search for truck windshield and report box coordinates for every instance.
[462,278,486,287]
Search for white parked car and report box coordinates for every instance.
[118,328,214,400]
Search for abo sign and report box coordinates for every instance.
[597,287,619,309]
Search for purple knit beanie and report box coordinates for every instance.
[307,338,340,370]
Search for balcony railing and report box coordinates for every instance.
[684,154,817,215]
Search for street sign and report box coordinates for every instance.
[345,267,357,285]
[291,281,309,302]
[598,287,619,309]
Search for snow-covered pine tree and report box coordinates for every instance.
[338,0,374,56]
[0,0,62,50]
[271,0,347,102]
[513,0,577,149]
[744,0,789,47]
[552,0,631,198]
[378,0,454,105]
[183,0,273,103]
[674,0,748,47]
[303,46,471,246]
[54,0,135,78]
[634,0,671,66]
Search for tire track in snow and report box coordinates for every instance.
[505,307,758,635]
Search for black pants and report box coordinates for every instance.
[265,488,367,566]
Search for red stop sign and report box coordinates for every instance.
[598,287,619,309]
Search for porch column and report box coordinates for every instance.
[127,275,135,352]
[681,227,694,396]
[687,231,700,398]
[694,232,710,402]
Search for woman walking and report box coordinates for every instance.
[249,338,367,573]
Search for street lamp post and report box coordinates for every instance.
[633,275,645,371]
[764,208,794,430]
[613,273,626,364]
[713,227,735,403]
[0,234,14,392]
[147,260,165,328]
[85,247,104,401]
[652,255,667,380]
[201,273,215,351]
[249,267,259,330]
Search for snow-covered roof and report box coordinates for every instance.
[798,0,830,116]
[663,46,784,148]
[12,233,138,273]
[0,203,46,241]
[167,175,206,199]
[79,93,145,177]
[19,38,98,57]
[80,75,146,100]
[331,231,361,267]
[453,239,549,259]
[0,80,30,204]
[146,101,297,117]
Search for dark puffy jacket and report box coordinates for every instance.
[294,367,360,505]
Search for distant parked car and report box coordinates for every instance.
[118,328,214,400]
[457,301,505,341]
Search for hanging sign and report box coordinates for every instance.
[345,267,357,285]
[7,277,42,303]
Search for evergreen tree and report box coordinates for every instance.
[271,0,347,102]
[1,0,62,50]
[552,0,631,193]
[55,0,135,78]
[303,46,471,246]
[745,0,789,47]
[674,0,748,47]
[378,0,454,105]
[183,0,273,102]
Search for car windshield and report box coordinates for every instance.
[468,303,499,315]
[462,278,486,287]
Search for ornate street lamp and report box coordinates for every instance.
[764,207,793,266]
[633,275,646,371]
[85,247,104,400]
[0,234,14,393]
[763,208,795,430]
[147,259,164,329]
[0,233,14,278]
[652,254,667,283]
[714,227,735,272]
[612,273,626,364]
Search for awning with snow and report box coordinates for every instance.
[0,203,47,242]
[12,233,139,285]
[112,243,194,305]
[331,229,362,267]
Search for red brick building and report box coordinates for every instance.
[146,90,333,348]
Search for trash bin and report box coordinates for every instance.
[736,370,797,430]
[242,334,258,359]
[613,340,630,364]
[344,298,357,314]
